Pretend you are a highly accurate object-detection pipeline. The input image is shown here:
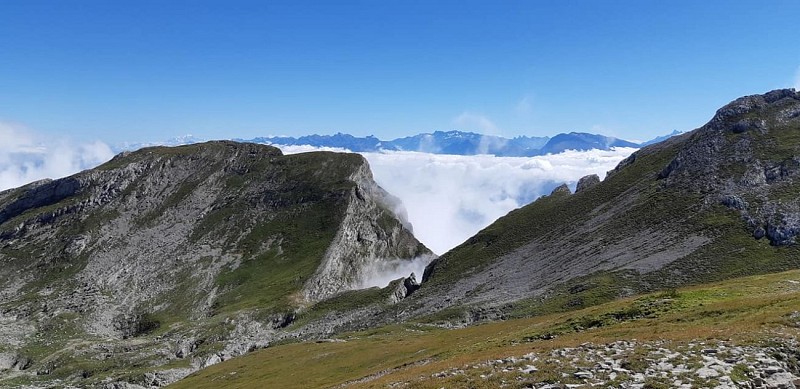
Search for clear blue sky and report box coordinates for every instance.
[1,0,799,143]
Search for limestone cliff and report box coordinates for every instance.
[0,141,430,387]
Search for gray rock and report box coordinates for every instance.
[574,371,594,379]
[388,273,421,303]
[575,174,600,193]
[697,367,720,378]
[550,183,572,196]
[754,226,767,240]
[720,195,747,211]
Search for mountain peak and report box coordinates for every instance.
[709,89,800,130]
[0,141,430,385]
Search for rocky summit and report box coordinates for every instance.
[0,141,430,387]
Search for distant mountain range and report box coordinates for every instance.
[118,131,680,156]
[240,131,651,157]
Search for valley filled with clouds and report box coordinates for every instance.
[0,128,634,256]
[279,145,636,254]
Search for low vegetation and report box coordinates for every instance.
[170,269,800,388]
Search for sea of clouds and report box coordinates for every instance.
[0,126,635,288]
[0,122,114,192]
[278,144,636,256]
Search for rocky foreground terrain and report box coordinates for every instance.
[422,339,800,388]
[171,268,800,388]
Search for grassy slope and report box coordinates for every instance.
[1,143,365,319]
[170,269,800,389]
[422,105,800,317]
[421,137,685,286]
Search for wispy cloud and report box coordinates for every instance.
[279,144,636,255]
[515,95,533,116]
[0,122,114,191]
[453,111,500,134]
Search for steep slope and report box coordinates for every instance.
[0,141,430,386]
[413,89,800,321]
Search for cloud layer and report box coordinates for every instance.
[0,122,114,191]
[358,255,435,289]
[279,144,636,255]
[363,149,635,254]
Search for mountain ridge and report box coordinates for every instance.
[0,141,431,386]
[242,130,645,157]
[408,89,800,322]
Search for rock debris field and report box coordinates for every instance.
[410,338,800,388]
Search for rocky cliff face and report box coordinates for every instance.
[302,162,427,302]
[658,89,800,245]
[407,89,800,324]
[0,141,429,387]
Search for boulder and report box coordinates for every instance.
[389,273,421,303]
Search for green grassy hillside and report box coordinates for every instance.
[170,269,800,388]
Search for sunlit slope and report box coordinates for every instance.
[410,89,800,321]
[170,269,800,388]
[0,141,430,386]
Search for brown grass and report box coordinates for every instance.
[169,269,800,389]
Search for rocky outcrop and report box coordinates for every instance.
[0,177,82,225]
[550,184,571,196]
[302,159,431,302]
[575,174,600,193]
[388,273,421,303]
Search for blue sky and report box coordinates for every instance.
[1,0,799,144]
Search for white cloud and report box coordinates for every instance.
[0,122,115,191]
[358,255,435,289]
[453,111,500,134]
[515,95,533,116]
[277,144,636,255]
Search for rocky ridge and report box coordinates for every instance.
[408,89,800,325]
[0,141,430,387]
